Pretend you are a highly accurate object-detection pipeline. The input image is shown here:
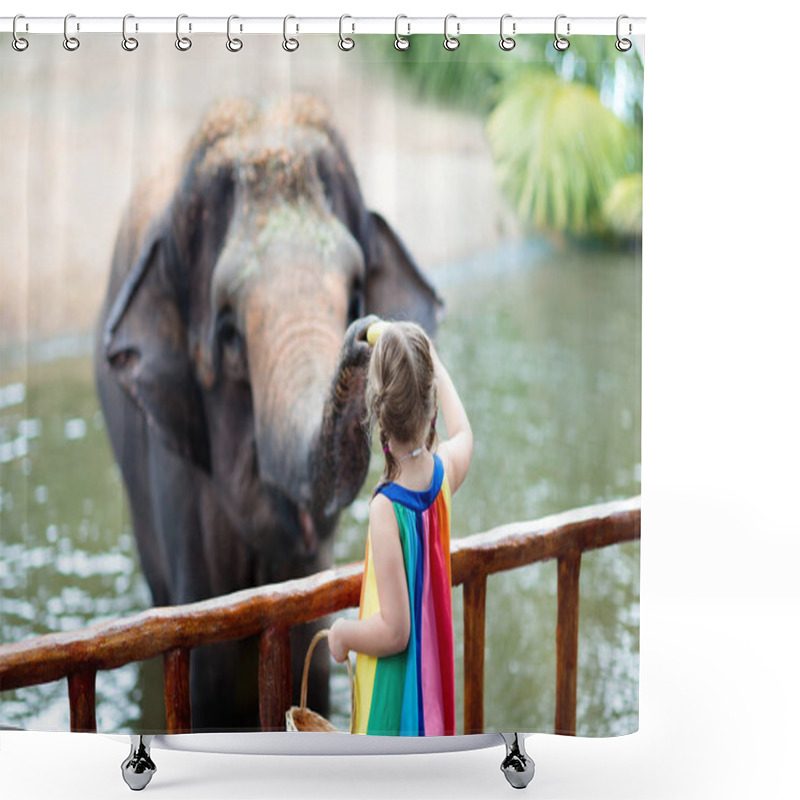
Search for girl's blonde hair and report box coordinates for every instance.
[365,322,438,485]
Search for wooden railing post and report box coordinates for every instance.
[163,647,192,733]
[555,551,582,735]
[67,668,97,732]
[463,574,487,734]
[259,624,291,731]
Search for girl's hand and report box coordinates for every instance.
[328,619,349,663]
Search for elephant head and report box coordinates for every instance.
[100,96,442,587]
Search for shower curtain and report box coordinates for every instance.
[0,24,642,739]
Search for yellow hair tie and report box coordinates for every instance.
[366,320,392,346]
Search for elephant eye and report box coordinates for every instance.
[215,310,248,382]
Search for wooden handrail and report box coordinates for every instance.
[450,496,640,580]
[0,562,362,691]
[0,497,640,735]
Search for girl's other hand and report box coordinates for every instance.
[328,619,349,663]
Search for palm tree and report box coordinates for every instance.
[361,34,643,242]
[487,71,636,238]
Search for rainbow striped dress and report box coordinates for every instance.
[353,454,455,736]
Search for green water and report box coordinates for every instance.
[0,240,640,736]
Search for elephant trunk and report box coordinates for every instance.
[312,316,375,518]
[247,307,374,529]
[248,322,336,509]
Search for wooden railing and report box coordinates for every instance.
[0,497,640,736]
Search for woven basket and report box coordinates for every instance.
[286,629,354,733]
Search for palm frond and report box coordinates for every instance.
[602,173,643,238]
[357,35,644,243]
[487,72,636,237]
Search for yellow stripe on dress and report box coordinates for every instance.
[353,530,379,734]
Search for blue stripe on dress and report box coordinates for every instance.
[379,455,444,512]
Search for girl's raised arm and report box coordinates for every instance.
[433,348,473,495]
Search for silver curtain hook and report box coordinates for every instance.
[554,14,570,51]
[394,15,410,51]
[444,14,460,51]
[175,14,192,51]
[63,13,80,51]
[283,15,299,52]
[12,14,29,52]
[227,15,243,52]
[499,14,516,51]
[339,14,355,51]
[122,14,139,52]
[616,15,632,52]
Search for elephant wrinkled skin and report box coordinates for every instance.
[95,96,442,730]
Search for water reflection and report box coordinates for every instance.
[0,241,640,736]
[0,356,149,730]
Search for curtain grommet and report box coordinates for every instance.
[175,14,192,51]
[394,15,410,51]
[63,13,80,52]
[615,15,632,52]
[283,15,299,52]
[12,15,29,52]
[338,14,355,51]
[444,14,460,51]
[121,14,139,52]
[499,14,516,51]
[226,15,243,52]
[554,14,570,51]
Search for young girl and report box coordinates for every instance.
[328,321,473,736]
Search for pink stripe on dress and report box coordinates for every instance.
[420,507,445,735]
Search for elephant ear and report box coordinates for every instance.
[364,212,443,334]
[102,217,211,472]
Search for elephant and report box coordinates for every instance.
[94,96,442,731]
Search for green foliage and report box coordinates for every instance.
[487,72,635,237]
[358,34,515,114]
[543,37,645,130]
[360,34,644,242]
[602,173,643,238]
